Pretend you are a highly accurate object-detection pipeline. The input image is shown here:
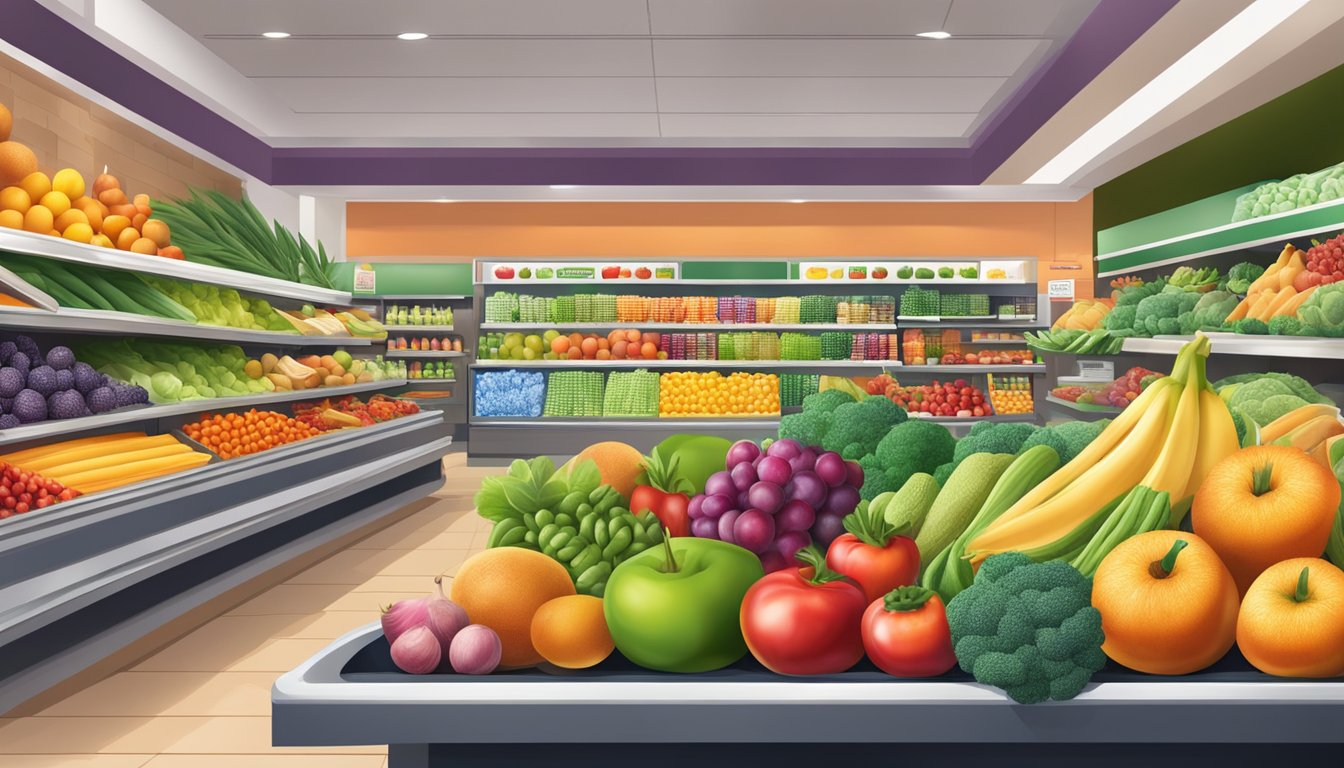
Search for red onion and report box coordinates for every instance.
[426,576,470,652]
[391,625,441,675]
[381,596,429,646]
[450,624,502,675]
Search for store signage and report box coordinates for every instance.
[795,260,1026,283]
[1048,279,1076,300]
[481,261,678,283]
[352,263,376,294]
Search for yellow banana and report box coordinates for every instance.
[1140,368,1201,500]
[1181,387,1239,504]
[1260,403,1340,443]
[967,380,1179,562]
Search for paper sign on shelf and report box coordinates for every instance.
[1048,279,1075,300]
[352,263,376,294]
[481,261,678,283]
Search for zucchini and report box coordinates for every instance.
[915,452,1017,579]
[923,445,1061,601]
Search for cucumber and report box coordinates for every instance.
[77,269,148,316]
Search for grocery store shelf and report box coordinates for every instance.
[899,364,1045,373]
[0,228,351,305]
[1096,197,1344,277]
[470,417,781,427]
[898,315,995,321]
[0,412,451,712]
[470,359,898,369]
[0,305,372,346]
[366,294,470,300]
[0,378,409,447]
[899,318,1042,329]
[386,350,466,359]
[479,279,1032,286]
[479,322,896,332]
[403,378,458,384]
[917,413,1039,423]
[384,325,455,332]
[1045,394,1124,414]
[1122,333,1344,359]
[963,338,1030,345]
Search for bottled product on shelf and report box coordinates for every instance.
[389,336,463,352]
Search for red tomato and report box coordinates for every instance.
[861,586,958,678]
[740,547,868,675]
[827,532,918,604]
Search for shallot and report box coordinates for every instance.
[450,624,502,675]
[390,625,441,674]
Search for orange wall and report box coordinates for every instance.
[346,199,1094,298]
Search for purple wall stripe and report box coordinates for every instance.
[0,0,1175,187]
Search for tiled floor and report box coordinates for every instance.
[0,453,500,768]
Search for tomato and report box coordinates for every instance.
[826,506,919,603]
[740,547,867,675]
[861,586,958,678]
[630,485,690,538]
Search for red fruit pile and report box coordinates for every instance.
[0,462,79,518]
[1298,234,1344,290]
[1083,367,1162,409]
[886,378,990,418]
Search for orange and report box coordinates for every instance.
[0,102,10,142]
[62,223,93,243]
[1192,446,1339,594]
[1092,531,1238,675]
[0,185,30,213]
[52,168,85,200]
[39,190,70,218]
[116,227,140,250]
[0,142,37,186]
[1237,557,1344,677]
[530,594,613,669]
[565,441,644,499]
[0,209,21,230]
[450,548,575,669]
[101,214,131,242]
[53,207,88,232]
[579,337,598,357]
[23,204,52,234]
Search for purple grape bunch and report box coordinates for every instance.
[688,438,863,572]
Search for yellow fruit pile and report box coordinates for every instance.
[658,371,780,417]
[0,100,179,258]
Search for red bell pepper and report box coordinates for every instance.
[629,452,693,538]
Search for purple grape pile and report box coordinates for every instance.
[688,438,863,572]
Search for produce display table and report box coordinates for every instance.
[274,624,1344,767]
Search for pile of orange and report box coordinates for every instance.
[183,409,319,460]
[988,374,1033,415]
[658,371,780,417]
[549,329,669,361]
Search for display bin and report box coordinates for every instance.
[275,624,1344,768]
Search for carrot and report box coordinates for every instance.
[65,452,211,494]
[1276,285,1319,318]
[0,432,148,465]
[1257,286,1298,320]
[40,444,195,479]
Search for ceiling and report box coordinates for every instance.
[138,0,1099,143]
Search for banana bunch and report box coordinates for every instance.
[966,335,1239,574]
[486,483,663,597]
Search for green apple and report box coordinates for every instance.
[604,536,763,673]
[332,349,354,370]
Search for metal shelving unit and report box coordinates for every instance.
[471,359,898,369]
[0,306,373,346]
[385,325,456,332]
[0,379,408,448]
[387,350,467,359]
[0,229,351,304]
[480,322,896,332]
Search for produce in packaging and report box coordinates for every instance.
[825,497,919,603]
[604,535,763,673]
[1236,558,1344,678]
[1092,532,1238,675]
[861,586,957,678]
[529,594,614,670]
[1191,445,1340,595]
[449,548,576,669]
[945,553,1105,704]
[739,546,867,675]
[658,371,779,417]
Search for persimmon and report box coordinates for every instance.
[1238,558,1344,677]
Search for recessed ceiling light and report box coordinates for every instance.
[916,31,952,39]
[262,31,290,39]
[433,199,457,203]
[397,32,429,40]
[787,199,807,204]
[549,184,579,190]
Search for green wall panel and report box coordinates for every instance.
[1095,63,1344,232]
[679,261,788,280]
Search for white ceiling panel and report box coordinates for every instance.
[659,113,977,138]
[945,0,1101,37]
[653,39,1046,77]
[648,0,950,36]
[204,39,654,78]
[287,114,664,139]
[257,77,657,114]
[655,77,1004,114]
[142,0,653,36]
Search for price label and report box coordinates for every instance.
[352,263,376,294]
[1047,279,1075,300]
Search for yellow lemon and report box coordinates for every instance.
[52,168,85,200]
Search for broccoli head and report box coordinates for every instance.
[932,461,955,487]
[860,419,957,500]
[952,421,1038,464]
[1268,315,1303,336]
[778,389,854,447]
[1019,419,1109,465]
[820,395,908,461]
[1232,318,1269,335]
[1191,290,1238,330]
[1134,291,1184,337]
[945,552,1105,704]
[1226,262,1265,294]
[1101,304,1137,333]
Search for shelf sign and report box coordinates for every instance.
[481,261,678,283]
[1048,279,1075,301]
[352,263,376,294]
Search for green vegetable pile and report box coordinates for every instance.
[1225,262,1265,294]
[1,254,197,323]
[543,371,605,417]
[147,279,294,332]
[779,389,907,462]
[477,457,664,597]
[75,339,272,402]
[1214,372,1331,427]
[932,421,1039,485]
[945,552,1106,704]
[603,369,659,416]
[1296,282,1344,337]
[153,189,337,289]
[859,418,956,500]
